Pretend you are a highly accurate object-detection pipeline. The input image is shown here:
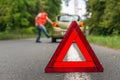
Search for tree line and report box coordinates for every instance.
[0,0,61,34]
[86,0,120,35]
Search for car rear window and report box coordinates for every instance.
[58,15,80,22]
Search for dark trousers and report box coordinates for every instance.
[36,24,49,42]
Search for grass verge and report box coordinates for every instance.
[87,35,120,50]
[0,32,36,40]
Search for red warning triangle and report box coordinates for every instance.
[45,21,104,72]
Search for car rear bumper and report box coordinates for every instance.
[52,27,67,38]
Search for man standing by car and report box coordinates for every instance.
[35,11,53,43]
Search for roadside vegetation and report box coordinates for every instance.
[0,32,36,40]
[0,27,36,40]
[0,0,61,40]
[87,35,120,49]
[86,0,120,35]
[85,0,120,49]
[0,0,120,50]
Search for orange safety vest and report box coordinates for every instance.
[36,12,47,25]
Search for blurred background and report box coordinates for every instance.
[0,0,120,49]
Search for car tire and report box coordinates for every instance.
[52,38,56,42]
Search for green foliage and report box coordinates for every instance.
[46,0,62,20]
[21,27,35,34]
[86,0,120,35]
[45,0,62,34]
[0,0,62,35]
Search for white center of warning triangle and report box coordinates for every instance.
[63,44,86,62]
[67,44,83,61]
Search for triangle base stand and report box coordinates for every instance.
[46,67,101,73]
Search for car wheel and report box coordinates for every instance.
[52,38,56,42]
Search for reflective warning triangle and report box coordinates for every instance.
[45,21,104,72]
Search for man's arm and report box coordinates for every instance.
[35,16,38,26]
[46,17,53,25]
[47,17,59,27]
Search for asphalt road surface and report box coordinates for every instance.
[0,38,120,80]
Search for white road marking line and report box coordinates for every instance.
[64,45,91,80]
